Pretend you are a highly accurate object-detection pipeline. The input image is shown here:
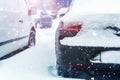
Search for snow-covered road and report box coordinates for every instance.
[0,27,82,80]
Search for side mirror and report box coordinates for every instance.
[28,7,36,16]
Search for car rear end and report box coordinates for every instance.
[55,0,120,79]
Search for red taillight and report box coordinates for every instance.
[68,63,91,67]
[60,21,82,32]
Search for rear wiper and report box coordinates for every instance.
[105,25,120,36]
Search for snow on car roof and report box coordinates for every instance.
[62,0,120,24]
[71,0,120,14]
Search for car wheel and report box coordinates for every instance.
[28,29,36,47]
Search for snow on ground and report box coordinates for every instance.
[0,21,82,80]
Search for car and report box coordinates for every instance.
[55,0,120,79]
[0,0,36,58]
[35,10,53,29]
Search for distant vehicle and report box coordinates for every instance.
[0,0,36,58]
[55,0,120,79]
[35,10,53,29]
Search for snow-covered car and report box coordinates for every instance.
[0,0,36,58]
[55,0,120,79]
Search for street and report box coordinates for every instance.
[0,27,82,80]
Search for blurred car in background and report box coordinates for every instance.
[0,0,36,58]
[34,10,53,29]
[55,0,120,79]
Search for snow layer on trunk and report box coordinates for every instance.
[61,14,120,47]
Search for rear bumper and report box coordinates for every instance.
[58,44,120,65]
[87,63,120,75]
[56,44,120,75]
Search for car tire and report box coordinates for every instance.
[28,28,36,47]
